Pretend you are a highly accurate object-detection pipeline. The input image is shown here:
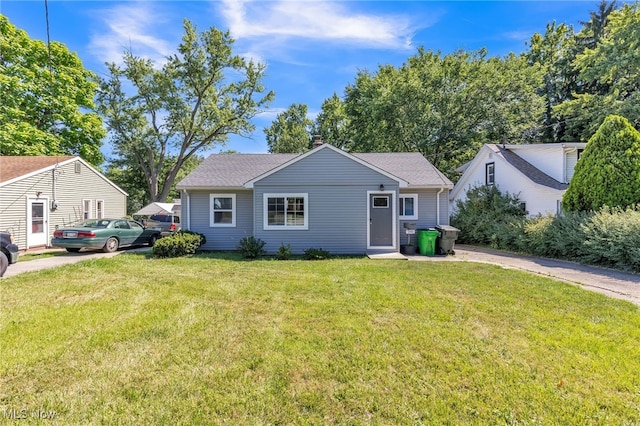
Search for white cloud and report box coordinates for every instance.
[255,107,289,121]
[219,0,418,50]
[88,2,174,66]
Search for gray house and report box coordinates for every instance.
[177,143,453,254]
[0,156,127,250]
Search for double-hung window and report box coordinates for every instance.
[264,193,308,230]
[486,162,495,186]
[210,194,236,227]
[399,194,418,220]
[82,199,92,219]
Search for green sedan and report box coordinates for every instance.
[52,219,161,253]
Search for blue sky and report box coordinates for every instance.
[2,1,599,160]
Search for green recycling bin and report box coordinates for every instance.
[417,229,439,256]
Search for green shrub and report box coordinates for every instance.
[452,184,640,272]
[542,210,591,259]
[153,231,206,258]
[238,236,266,259]
[276,243,292,260]
[451,185,526,246]
[581,206,640,271]
[303,248,331,260]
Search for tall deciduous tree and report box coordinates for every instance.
[526,22,576,142]
[0,15,104,164]
[264,103,313,153]
[96,20,274,202]
[312,93,349,149]
[527,1,619,142]
[343,48,543,177]
[105,154,202,214]
[563,115,640,211]
[555,2,634,141]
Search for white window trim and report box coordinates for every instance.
[399,194,418,220]
[96,200,105,219]
[210,194,236,227]
[486,162,495,186]
[82,199,92,219]
[372,195,390,208]
[263,193,308,230]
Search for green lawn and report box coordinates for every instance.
[1,253,639,424]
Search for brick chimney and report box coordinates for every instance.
[312,134,323,149]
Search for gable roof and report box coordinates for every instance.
[244,144,411,188]
[0,156,128,195]
[487,144,568,190]
[177,144,453,190]
[0,156,75,184]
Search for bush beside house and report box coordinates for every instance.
[452,187,640,272]
[153,231,206,258]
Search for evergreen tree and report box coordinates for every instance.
[563,115,640,211]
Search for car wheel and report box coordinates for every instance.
[0,252,8,277]
[66,248,81,253]
[148,234,158,247]
[103,237,119,253]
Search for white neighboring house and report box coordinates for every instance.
[450,143,587,216]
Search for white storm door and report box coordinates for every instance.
[27,198,48,247]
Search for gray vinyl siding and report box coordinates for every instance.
[0,160,126,250]
[254,148,399,254]
[398,188,450,248]
[187,190,253,250]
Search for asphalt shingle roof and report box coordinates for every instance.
[0,156,75,184]
[177,147,453,189]
[487,144,568,190]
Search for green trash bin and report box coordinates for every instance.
[417,229,439,256]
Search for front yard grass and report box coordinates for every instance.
[1,253,639,424]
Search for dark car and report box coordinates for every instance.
[1,231,20,277]
[145,213,181,237]
[52,219,161,253]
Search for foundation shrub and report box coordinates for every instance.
[153,231,206,258]
[237,236,266,259]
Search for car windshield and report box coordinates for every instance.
[75,219,111,228]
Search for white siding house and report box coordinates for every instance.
[450,143,586,217]
[0,156,127,250]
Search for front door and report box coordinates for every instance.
[27,198,48,247]
[369,193,394,248]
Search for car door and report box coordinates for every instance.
[113,220,136,246]
[128,221,148,245]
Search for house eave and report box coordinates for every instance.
[177,185,248,191]
[0,156,128,196]
[407,184,454,190]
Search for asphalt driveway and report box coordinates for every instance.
[410,245,640,306]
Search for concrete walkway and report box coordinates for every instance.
[407,245,640,306]
[2,247,151,278]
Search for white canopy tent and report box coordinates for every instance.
[133,201,181,216]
